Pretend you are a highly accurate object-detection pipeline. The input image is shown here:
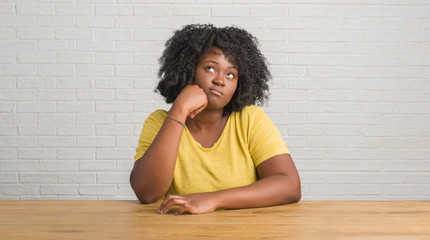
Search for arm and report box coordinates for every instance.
[158,153,301,214]
[130,85,207,204]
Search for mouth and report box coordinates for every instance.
[209,88,223,96]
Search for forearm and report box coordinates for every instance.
[214,175,301,210]
[130,107,187,203]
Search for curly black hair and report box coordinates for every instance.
[156,24,271,112]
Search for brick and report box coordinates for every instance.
[345,19,382,30]
[37,16,74,27]
[308,160,380,172]
[20,173,58,183]
[250,6,286,17]
[39,160,79,172]
[57,78,93,89]
[327,31,362,42]
[117,136,139,147]
[0,16,35,27]
[58,148,94,159]
[17,29,55,39]
[79,184,116,195]
[307,113,344,124]
[0,125,16,135]
[37,40,74,51]
[76,17,113,28]
[0,173,18,183]
[77,90,113,101]
[55,29,92,40]
[0,114,36,125]
[96,125,133,136]
[59,173,96,183]
[289,102,325,113]
[96,148,133,159]
[76,65,114,77]
[288,125,324,136]
[96,78,133,89]
[403,6,430,19]
[0,65,37,76]
[38,65,74,77]
[308,136,345,148]
[17,3,54,15]
[116,89,153,101]
[95,54,132,65]
[57,126,94,136]
[173,6,210,16]
[77,113,114,124]
[0,137,37,147]
[38,114,75,125]
[38,90,75,100]
[2,184,40,195]
[56,101,93,113]
[97,172,129,183]
[270,18,306,30]
[289,6,324,17]
[384,185,422,196]
[77,137,115,147]
[117,184,134,196]
[39,137,76,147]
[289,55,323,66]
[384,20,420,31]
[17,77,55,89]
[41,185,78,195]
[95,5,132,16]
[361,126,398,137]
[76,40,115,52]
[57,53,95,64]
[115,17,151,28]
[96,102,133,112]
[0,161,38,172]
[79,160,115,171]
[17,102,55,113]
[134,6,172,16]
[18,148,56,159]
[0,41,34,53]
[55,4,93,16]
[0,103,14,113]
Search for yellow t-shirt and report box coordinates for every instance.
[134,105,289,195]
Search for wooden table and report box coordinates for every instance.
[0,200,429,239]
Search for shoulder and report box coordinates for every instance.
[235,105,267,121]
[145,109,168,125]
[237,105,264,116]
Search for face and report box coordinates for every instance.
[194,47,238,111]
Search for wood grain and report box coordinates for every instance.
[0,200,429,239]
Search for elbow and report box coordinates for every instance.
[136,194,160,204]
[130,173,161,204]
[282,176,301,204]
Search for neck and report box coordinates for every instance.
[186,109,224,131]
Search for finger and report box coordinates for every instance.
[159,198,188,214]
[189,104,207,118]
[158,195,181,213]
[175,203,192,215]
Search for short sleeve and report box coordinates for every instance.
[246,106,289,167]
[134,110,167,163]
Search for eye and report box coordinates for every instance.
[227,73,235,78]
[205,66,215,73]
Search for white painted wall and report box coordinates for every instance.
[1,0,429,200]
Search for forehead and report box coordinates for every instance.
[199,47,237,66]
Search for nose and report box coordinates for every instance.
[212,73,225,86]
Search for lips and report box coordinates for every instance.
[209,88,223,96]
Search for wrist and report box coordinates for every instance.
[169,104,188,123]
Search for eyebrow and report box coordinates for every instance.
[203,60,237,70]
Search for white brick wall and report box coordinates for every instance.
[0,0,429,200]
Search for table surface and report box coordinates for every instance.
[1,200,429,239]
